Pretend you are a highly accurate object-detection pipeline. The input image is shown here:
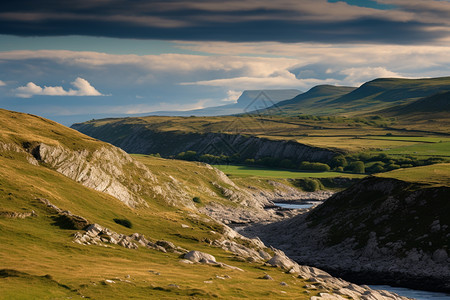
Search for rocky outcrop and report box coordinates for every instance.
[183,250,244,271]
[2,139,201,208]
[240,176,450,293]
[71,122,337,163]
[33,143,156,208]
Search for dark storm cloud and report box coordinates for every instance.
[1,0,449,44]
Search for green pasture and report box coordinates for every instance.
[213,164,363,179]
[379,141,450,157]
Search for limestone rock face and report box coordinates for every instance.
[71,123,338,164]
[35,143,155,208]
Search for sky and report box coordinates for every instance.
[0,0,450,125]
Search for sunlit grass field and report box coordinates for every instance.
[213,164,363,179]
[377,163,450,186]
[0,152,323,299]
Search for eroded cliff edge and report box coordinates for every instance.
[71,121,337,163]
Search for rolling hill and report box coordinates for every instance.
[383,90,450,114]
[258,76,450,116]
[1,108,410,299]
[261,85,356,115]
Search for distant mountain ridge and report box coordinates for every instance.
[258,76,450,116]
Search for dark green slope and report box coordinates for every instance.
[386,90,450,114]
[263,85,356,115]
[326,77,450,113]
[260,77,450,116]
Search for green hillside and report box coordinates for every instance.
[388,91,450,114]
[262,85,356,115]
[259,76,450,117]
[1,109,339,299]
[328,77,450,113]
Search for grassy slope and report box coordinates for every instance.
[263,85,356,116]
[326,77,450,114]
[0,108,102,151]
[376,163,450,186]
[308,164,450,253]
[0,111,328,299]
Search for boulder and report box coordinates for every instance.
[184,251,216,264]
[156,240,176,252]
[432,249,448,263]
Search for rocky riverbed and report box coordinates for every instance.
[231,178,450,294]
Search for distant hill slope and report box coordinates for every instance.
[258,77,450,116]
[385,90,450,114]
[326,76,450,114]
[373,90,450,130]
[260,85,356,115]
[147,89,302,116]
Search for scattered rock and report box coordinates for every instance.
[0,210,37,219]
[310,293,346,300]
[184,251,216,264]
[262,274,273,280]
[156,240,177,252]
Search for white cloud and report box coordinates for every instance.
[181,71,339,90]
[15,77,104,98]
[2,45,449,109]
[340,67,402,86]
[222,90,242,102]
[0,80,6,86]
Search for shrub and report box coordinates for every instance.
[347,161,365,174]
[294,178,322,192]
[299,161,331,172]
[330,155,347,168]
[192,197,201,204]
[367,163,385,174]
[113,218,133,228]
[244,158,255,164]
[386,163,401,171]
[176,150,197,161]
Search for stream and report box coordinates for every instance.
[369,285,450,300]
